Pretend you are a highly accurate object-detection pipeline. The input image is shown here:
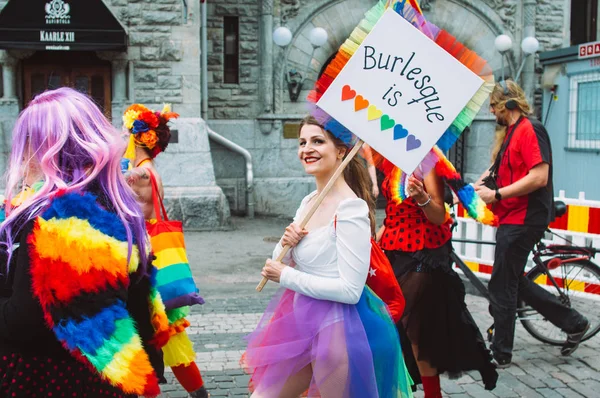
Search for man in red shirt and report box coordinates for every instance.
[475,80,589,367]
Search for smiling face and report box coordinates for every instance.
[298,124,345,177]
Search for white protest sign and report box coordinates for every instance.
[317,8,483,175]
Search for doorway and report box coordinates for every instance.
[22,52,112,117]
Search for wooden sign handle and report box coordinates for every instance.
[256,140,365,292]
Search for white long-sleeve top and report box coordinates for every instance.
[273,192,371,305]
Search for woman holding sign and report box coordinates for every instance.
[243,116,412,398]
[376,157,498,397]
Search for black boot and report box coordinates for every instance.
[189,386,209,398]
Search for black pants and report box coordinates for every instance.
[489,224,587,361]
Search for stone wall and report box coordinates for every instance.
[206,1,261,119]
[207,0,575,215]
[536,0,568,50]
[104,0,202,118]
[209,119,315,216]
[0,0,230,229]
[104,0,229,229]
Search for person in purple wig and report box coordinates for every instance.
[0,87,166,397]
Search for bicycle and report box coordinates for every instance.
[450,201,600,346]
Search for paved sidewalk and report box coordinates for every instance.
[157,216,600,397]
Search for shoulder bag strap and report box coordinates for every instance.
[148,170,169,222]
[488,116,524,176]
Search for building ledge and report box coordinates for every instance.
[540,46,580,65]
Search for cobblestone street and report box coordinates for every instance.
[158,216,600,397]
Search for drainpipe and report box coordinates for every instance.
[200,1,255,218]
[201,0,208,120]
[206,127,255,218]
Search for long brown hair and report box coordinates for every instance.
[299,116,377,235]
[490,79,532,162]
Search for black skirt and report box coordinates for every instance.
[386,243,498,390]
[0,352,137,398]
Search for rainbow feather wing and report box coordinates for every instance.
[28,192,163,397]
[432,147,498,226]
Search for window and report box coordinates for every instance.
[571,0,598,45]
[568,71,600,150]
[223,16,239,84]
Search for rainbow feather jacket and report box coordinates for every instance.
[27,191,171,397]
[308,0,497,226]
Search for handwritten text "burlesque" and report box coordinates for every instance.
[363,46,444,124]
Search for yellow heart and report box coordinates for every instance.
[367,104,383,121]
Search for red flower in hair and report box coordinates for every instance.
[139,111,159,129]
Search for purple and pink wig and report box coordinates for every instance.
[0,87,148,270]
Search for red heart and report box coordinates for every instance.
[341,85,356,101]
[354,95,369,111]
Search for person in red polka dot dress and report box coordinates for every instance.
[375,156,498,398]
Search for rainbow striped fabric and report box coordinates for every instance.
[308,0,497,226]
[146,218,204,311]
[146,219,201,368]
[28,191,167,397]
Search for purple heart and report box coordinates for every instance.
[406,135,422,151]
[393,124,408,140]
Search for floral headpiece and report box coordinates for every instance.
[122,104,179,162]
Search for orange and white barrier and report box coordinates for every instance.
[452,190,600,296]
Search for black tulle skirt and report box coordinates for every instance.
[386,242,498,391]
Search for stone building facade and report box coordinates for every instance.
[0,0,230,229]
[0,0,578,221]
[207,0,571,216]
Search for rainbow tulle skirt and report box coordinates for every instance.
[243,287,413,397]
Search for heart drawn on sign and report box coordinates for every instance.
[354,95,369,111]
[393,124,409,140]
[367,105,383,121]
[380,115,395,131]
[406,135,422,151]
[341,85,356,101]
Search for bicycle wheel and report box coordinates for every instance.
[518,259,600,346]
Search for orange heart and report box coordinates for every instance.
[341,85,356,101]
[354,95,369,111]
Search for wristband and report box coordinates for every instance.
[417,194,432,207]
[495,189,502,201]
